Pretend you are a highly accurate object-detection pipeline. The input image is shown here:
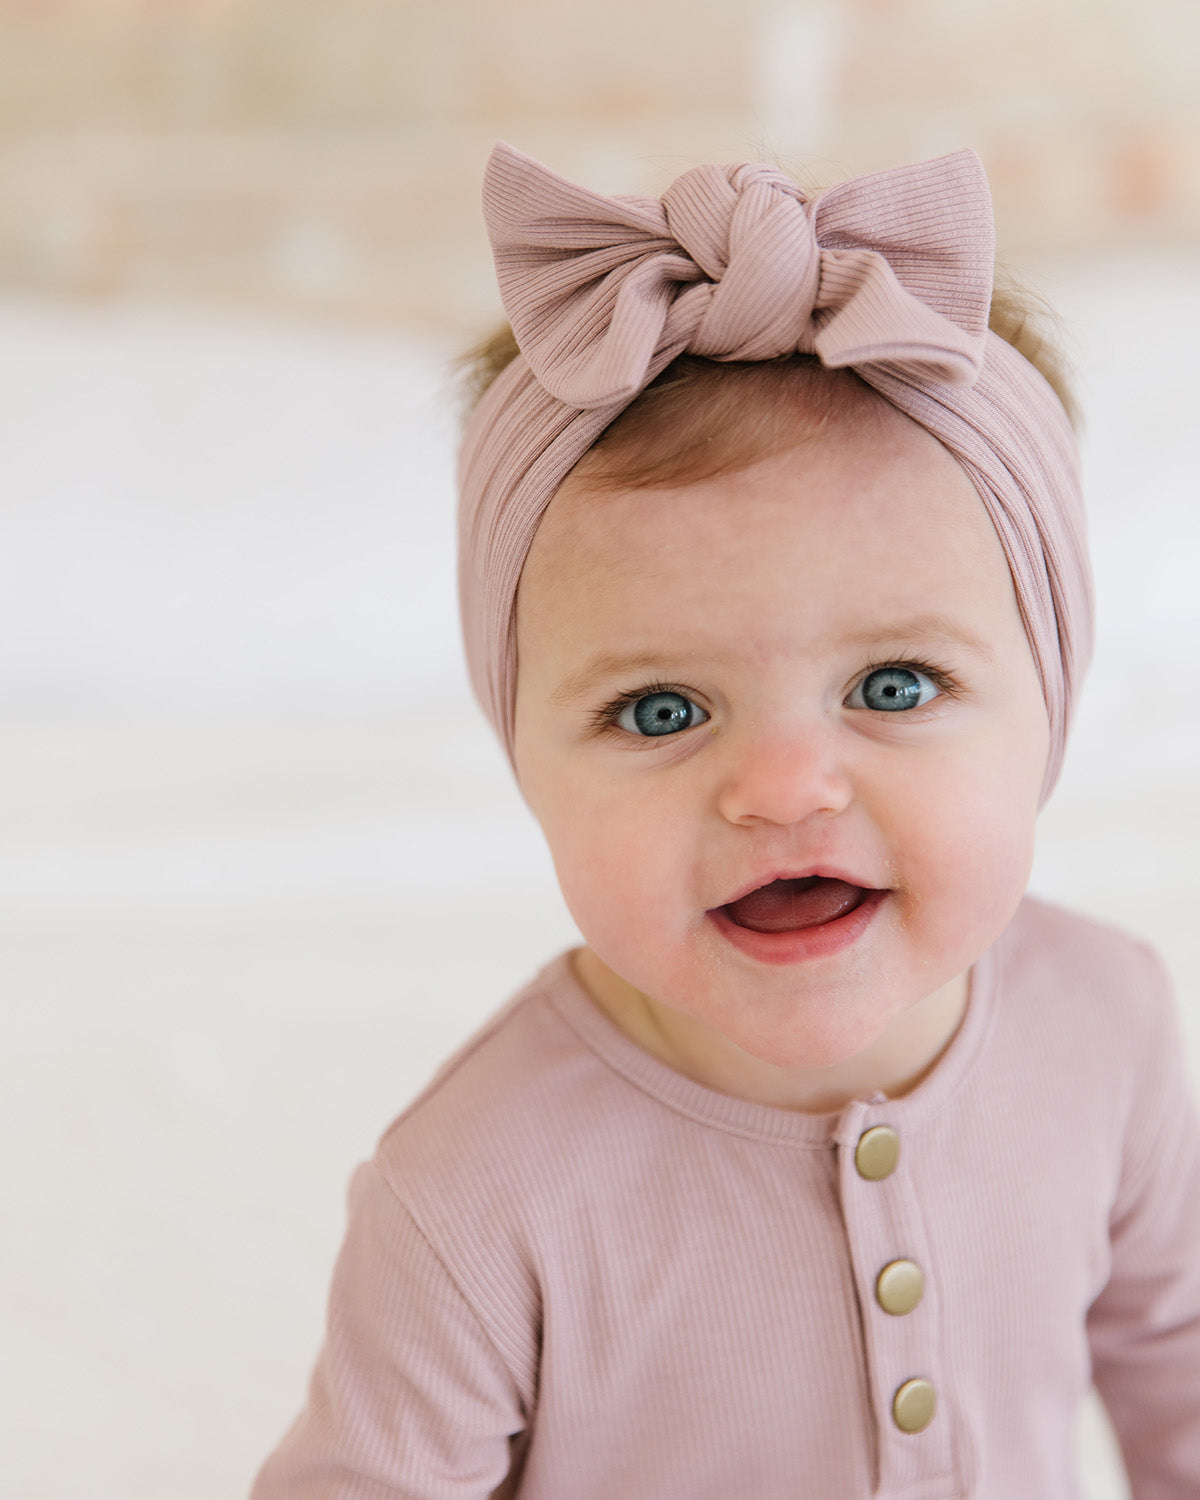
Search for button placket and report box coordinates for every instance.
[838,1102,957,1494]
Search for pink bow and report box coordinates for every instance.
[483,143,996,410]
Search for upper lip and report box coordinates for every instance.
[711,866,884,910]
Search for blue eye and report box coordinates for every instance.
[848,665,941,712]
[616,691,708,737]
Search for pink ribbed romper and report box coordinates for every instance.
[251,896,1200,1497]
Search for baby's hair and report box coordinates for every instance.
[457,270,1077,495]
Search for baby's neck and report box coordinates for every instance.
[571,947,969,1114]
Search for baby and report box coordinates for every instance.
[252,146,1200,1496]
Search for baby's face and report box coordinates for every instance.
[514,398,1049,1104]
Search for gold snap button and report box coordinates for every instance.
[854,1125,900,1181]
[892,1378,936,1433]
[875,1258,924,1316]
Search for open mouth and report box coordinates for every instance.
[722,876,870,934]
[710,875,888,965]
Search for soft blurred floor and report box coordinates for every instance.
[0,262,1197,1497]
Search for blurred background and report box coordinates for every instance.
[1,2,1197,1496]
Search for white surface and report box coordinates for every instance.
[1,264,1197,1496]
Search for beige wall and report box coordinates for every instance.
[0,0,1196,332]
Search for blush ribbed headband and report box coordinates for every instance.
[458,142,1093,802]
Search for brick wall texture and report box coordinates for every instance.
[0,0,1196,332]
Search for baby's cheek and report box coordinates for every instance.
[922,780,1037,939]
[554,804,680,939]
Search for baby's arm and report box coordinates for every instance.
[250,1159,527,1500]
[1087,946,1200,1495]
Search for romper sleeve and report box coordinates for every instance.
[1086,944,1200,1498]
[249,1159,530,1500]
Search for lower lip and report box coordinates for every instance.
[707,888,888,966]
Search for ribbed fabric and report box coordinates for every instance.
[456,144,1093,804]
[251,896,1200,1498]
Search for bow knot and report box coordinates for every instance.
[483,143,995,411]
[661,162,822,363]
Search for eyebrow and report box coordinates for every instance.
[839,613,998,662]
[549,652,668,707]
[547,614,996,706]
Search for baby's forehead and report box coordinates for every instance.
[520,419,1012,649]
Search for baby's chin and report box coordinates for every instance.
[645,961,970,1107]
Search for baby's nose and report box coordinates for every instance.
[715,724,854,828]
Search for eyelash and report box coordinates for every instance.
[857,655,961,702]
[587,680,688,737]
[588,658,962,737]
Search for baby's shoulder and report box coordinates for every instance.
[997,892,1177,1057]
[369,951,618,1235]
[1004,892,1170,989]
